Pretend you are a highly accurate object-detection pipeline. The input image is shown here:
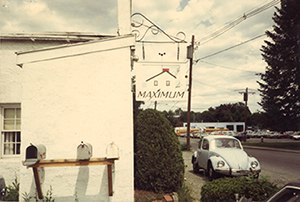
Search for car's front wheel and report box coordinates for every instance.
[207,162,217,180]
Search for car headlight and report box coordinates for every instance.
[217,160,225,168]
[251,161,258,168]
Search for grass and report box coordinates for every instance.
[242,141,300,150]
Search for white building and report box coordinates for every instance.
[184,122,245,132]
[1,32,136,202]
[0,32,136,202]
[0,0,135,201]
[0,32,110,185]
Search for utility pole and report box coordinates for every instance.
[186,35,195,150]
[238,87,255,107]
[238,87,255,141]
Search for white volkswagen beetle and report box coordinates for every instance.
[191,135,261,180]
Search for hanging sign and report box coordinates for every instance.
[135,61,189,101]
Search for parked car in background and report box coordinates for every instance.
[291,135,300,140]
[266,181,300,202]
[290,132,300,140]
[191,135,261,180]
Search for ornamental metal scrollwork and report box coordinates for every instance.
[131,12,187,43]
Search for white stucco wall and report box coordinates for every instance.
[0,40,71,186]
[0,40,73,103]
[18,35,135,201]
[0,43,21,184]
[0,42,23,103]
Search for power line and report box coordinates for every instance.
[199,60,258,73]
[195,33,266,62]
[197,0,280,45]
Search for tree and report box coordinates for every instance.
[134,109,184,193]
[259,0,300,131]
[161,109,183,127]
[250,111,268,130]
[198,103,251,123]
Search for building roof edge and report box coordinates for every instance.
[0,32,116,42]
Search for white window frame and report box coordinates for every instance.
[0,104,21,158]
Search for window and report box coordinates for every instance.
[237,125,244,132]
[226,125,234,131]
[1,107,21,157]
[269,187,300,202]
[215,138,241,149]
[202,139,209,150]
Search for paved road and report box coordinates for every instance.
[245,147,300,186]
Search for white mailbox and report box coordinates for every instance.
[77,141,93,160]
[106,142,119,159]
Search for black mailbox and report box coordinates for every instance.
[77,141,92,160]
[23,144,46,167]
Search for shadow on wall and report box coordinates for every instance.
[44,166,114,202]
[24,164,116,201]
[75,166,89,198]
[28,168,45,199]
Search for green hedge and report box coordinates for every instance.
[201,176,279,202]
[134,109,184,193]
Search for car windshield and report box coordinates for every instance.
[212,138,242,149]
[268,187,300,202]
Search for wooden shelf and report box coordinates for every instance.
[32,157,118,167]
[24,157,119,199]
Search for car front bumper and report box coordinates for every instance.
[215,168,261,176]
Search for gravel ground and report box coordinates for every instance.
[182,151,207,202]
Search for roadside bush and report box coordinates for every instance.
[201,176,279,202]
[134,109,184,193]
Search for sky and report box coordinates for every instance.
[0,0,281,113]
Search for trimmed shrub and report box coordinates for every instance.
[201,176,279,202]
[134,109,184,193]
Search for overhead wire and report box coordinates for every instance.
[195,33,266,62]
[199,60,259,73]
[196,0,280,46]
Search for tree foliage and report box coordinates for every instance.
[161,109,184,127]
[258,0,300,131]
[161,102,252,127]
[194,102,251,123]
[134,109,184,193]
